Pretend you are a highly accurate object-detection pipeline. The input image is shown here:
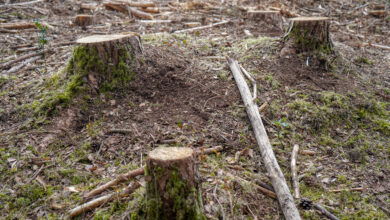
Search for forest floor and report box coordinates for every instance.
[0,0,389,219]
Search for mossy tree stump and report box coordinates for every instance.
[67,33,143,93]
[145,147,205,220]
[285,17,333,54]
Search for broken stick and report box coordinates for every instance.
[69,182,140,217]
[84,167,144,199]
[291,144,300,199]
[227,57,301,220]
[174,20,230,34]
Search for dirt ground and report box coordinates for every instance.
[0,0,389,219]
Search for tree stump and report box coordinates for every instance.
[67,33,143,93]
[144,147,204,220]
[74,14,94,27]
[285,17,333,54]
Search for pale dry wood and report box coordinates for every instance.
[69,182,140,218]
[80,3,98,11]
[140,7,159,13]
[0,49,50,70]
[227,57,301,220]
[84,167,144,199]
[291,144,300,199]
[0,0,43,8]
[130,8,153,20]
[174,20,230,34]
[258,102,268,112]
[115,0,156,8]
[0,22,35,29]
[300,150,316,155]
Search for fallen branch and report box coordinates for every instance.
[226,172,277,199]
[313,203,340,220]
[84,146,223,198]
[239,65,257,101]
[0,0,43,8]
[140,7,159,14]
[227,57,301,220]
[0,49,50,70]
[174,20,230,34]
[291,144,300,199]
[115,0,156,8]
[84,167,144,199]
[0,22,36,29]
[130,7,154,20]
[70,182,140,218]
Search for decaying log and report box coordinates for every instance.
[69,182,140,218]
[84,167,144,199]
[74,14,94,27]
[68,33,143,93]
[227,58,301,220]
[103,1,128,14]
[285,17,333,54]
[145,147,204,219]
[291,144,300,199]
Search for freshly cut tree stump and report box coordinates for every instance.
[285,17,333,54]
[74,14,94,27]
[144,147,204,220]
[67,33,143,93]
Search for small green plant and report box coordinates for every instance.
[34,19,49,73]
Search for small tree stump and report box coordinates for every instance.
[74,14,94,27]
[285,17,333,54]
[144,147,204,220]
[67,33,143,93]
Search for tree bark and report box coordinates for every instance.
[285,17,333,54]
[68,33,143,92]
[227,58,301,220]
[74,14,94,27]
[144,147,204,220]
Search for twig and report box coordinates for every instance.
[195,145,223,155]
[291,144,300,199]
[0,49,50,70]
[239,64,257,102]
[84,167,144,199]
[0,0,43,8]
[313,203,340,220]
[258,102,268,112]
[69,182,140,218]
[213,184,226,220]
[174,20,230,34]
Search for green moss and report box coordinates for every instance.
[137,166,205,220]
[354,56,371,65]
